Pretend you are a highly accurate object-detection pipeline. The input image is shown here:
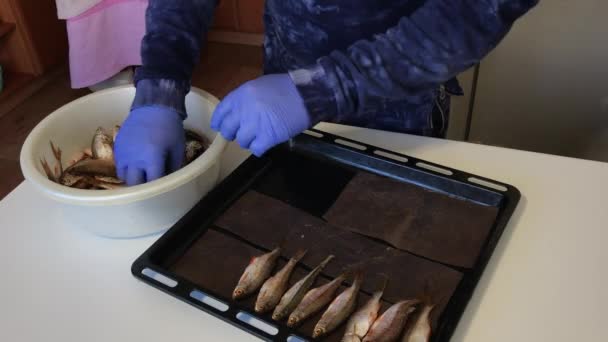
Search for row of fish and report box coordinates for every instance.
[232,247,434,341]
[40,126,208,189]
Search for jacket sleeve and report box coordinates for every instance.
[289,0,539,125]
[131,0,218,118]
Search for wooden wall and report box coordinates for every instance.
[209,0,265,45]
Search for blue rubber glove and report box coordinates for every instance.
[114,106,185,185]
[210,74,311,156]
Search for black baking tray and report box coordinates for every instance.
[131,129,520,342]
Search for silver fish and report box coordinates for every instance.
[287,271,348,327]
[255,249,307,314]
[342,277,388,341]
[91,127,114,160]
[272,255,334,321]
[314,271,364,338]
[401,304,435,342]
[362,299,419,342]
[94,175,124,184]
[233,247,281,300]
[59,172,84,187]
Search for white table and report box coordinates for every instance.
[1,123,606,342]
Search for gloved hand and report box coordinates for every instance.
[114,106,185,185]
[210,73,310,156]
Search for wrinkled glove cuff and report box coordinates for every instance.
[289,63,339,126]
[131,79,189,119]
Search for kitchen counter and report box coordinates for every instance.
[0,122,606,341]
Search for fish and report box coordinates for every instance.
[49,141,63,176]
[94,181,125,190]
[362,299,420,342]
[401,304,434,342]
[185,140,204,164]
[342,334,362,342]
[71,178,93,189]
[343,323,364,342]
[342,277,388,341]
[40,157,56,182]
[67,151,88,167]
[59,172,84,187]
[313,271,364,338]
[65,158,117,178]
[91,127,114,160]
[287,271,348,328]
[233,247,281,300]
[185,129,207,144]
[272,255,334,321]
[94,175,124,184]
[255,249,307,314]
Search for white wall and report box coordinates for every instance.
[468,0,608,162]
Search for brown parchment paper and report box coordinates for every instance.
[211,191,462,332]
[324,172,499,268]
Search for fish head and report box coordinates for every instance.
[312,326,326,339]
[271,308,285,321]
[254,303,269,314]
[232,287,246,300]
[287,314,300,327]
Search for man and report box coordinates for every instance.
[114,0,538,185]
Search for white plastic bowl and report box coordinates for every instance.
[20,85,227,238]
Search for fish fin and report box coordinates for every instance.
[40,158,55,181]
[49,141,63,174]
[50,141,61,161]
[53,164,61,180]
[292,249,307,262]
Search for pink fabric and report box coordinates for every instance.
[67,0,148,88]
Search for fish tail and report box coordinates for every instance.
[337,272,348,283]
[377,273,389,294]
[272,245,282,256]
[292,249,307,262]
[419,280,434,306]
[352,269,364,287]
[49,141,63,174]
[319,254,335,269]
[276,233,292,252]
[341,261,364,279]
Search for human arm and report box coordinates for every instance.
[289,0,539,124]
[114,0,217,185]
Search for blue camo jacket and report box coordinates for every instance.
[132,0,538,135]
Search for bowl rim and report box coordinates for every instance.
[19,85,228,206]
